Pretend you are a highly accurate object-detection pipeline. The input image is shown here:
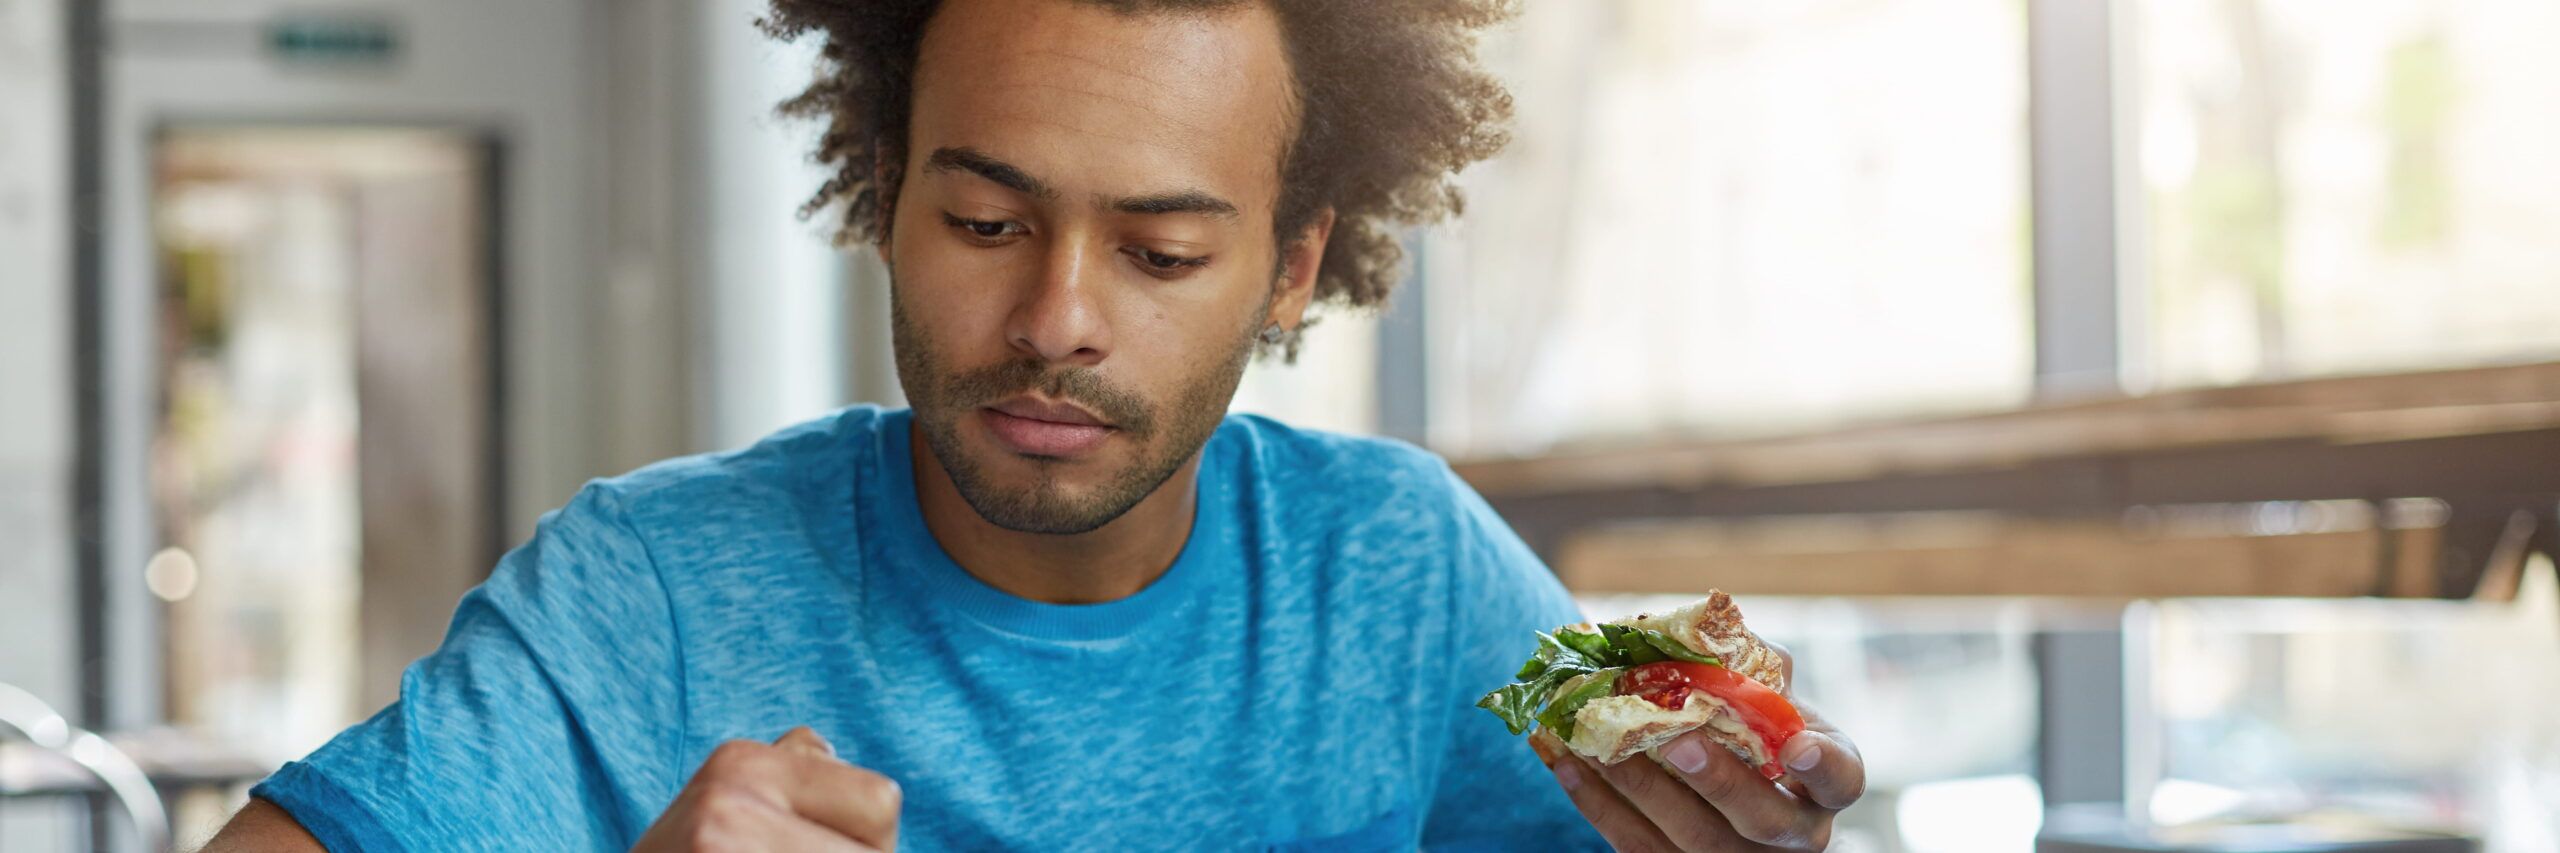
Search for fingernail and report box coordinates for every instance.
[1783,734,1823,772]
[1665,739,1709,774]
[1554,761,1585,791]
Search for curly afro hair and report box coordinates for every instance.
[760,0,1517,358]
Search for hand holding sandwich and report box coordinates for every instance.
[632,727,902,852]
[1481,592,1867,851]
[1533,664,1864,851]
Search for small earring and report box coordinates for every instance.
[1258,324,1286,344]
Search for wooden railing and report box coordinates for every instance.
[1453,362,2560,599]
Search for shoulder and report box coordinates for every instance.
[1215,417,1560,598]
[570,406,882,537]
[475,407,885,664]
[1212,414,1546,602]
[1214,413,1463,516]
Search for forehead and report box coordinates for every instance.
[908,0,1298,208]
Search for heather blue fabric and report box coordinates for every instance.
[252,406,1602,851]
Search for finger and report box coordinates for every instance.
[744,795,883,853]
[1774,729,1864,811]
[769,726,894,845]
[705,739,902,848]
[1658,733,1823,850]
[1585,747,1751,853]
[1531,732,1681,853]
[775,726,837,759]
[777,759,901,849]
[696,783,881,853]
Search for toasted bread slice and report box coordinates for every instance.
[1566,689,1774,769]
[1614,591,1787,693]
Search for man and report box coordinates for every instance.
[207,0,1866,849]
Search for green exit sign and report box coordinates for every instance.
[267,16,401,65]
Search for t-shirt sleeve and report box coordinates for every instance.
[1418,466,1609,852]
[249,482,686,852]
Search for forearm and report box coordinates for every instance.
[198,798,325,853]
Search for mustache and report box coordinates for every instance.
[947,359,1156,437]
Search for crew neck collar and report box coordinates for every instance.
[860,409,1223,643]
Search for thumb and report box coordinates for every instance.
[1777,729,1865,810]
[773,726,837,760]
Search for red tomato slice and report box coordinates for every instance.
[1619,661,1806,779]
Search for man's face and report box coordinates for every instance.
[886,0,1302,535]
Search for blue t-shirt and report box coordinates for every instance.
[252,406,1600,851]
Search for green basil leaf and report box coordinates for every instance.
[1597,623,1633,647]
[1483,633,1597,734]
[1476,680,1550,735]
[1555,628,1617,667]
[1591,623,1666,665]
[1635,629,1722,666]
[1481,630,1647,738]
[1512,631,1563,679]
[1622,640,1667,665]
[1600,623,1724,667]
[1538,668,1625,742]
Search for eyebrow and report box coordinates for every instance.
[1109,190,1239,220]
[924,146,1240,221]
[926,147,1056,200]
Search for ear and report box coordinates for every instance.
[1267,207,1336,331]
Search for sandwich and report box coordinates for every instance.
[1477,591,1804,780]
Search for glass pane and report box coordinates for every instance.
[2135,0,2560,388]
[1426,0,2033,457]
[2144,562,2560,843]
[151,127,490,766]
[1230,311,1378,436]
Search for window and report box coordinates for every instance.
[2141,562,2560,836]
[1229,313,1379,436]
[1423,0,2033,457]
[2135,0,2560,388]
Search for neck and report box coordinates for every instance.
[909,428,1201,605]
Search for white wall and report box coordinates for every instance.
[693,0,849,449]
[0,0,82,846]
[0,0,74,709]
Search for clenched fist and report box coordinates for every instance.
[633,727,902,852]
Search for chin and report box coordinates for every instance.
[957,481,1123,536]
[944,436,1133,535]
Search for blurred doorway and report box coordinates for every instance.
[148,126,501,768]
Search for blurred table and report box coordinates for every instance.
[0,734,269,799]
[1,731,271,852]
[2036,809,2479,853]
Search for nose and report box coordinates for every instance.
[1005,237,1112,366]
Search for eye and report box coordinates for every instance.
[1124,246,1210,276]
[941,213,1025,243]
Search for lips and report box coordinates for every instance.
[980,396,1115,457]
